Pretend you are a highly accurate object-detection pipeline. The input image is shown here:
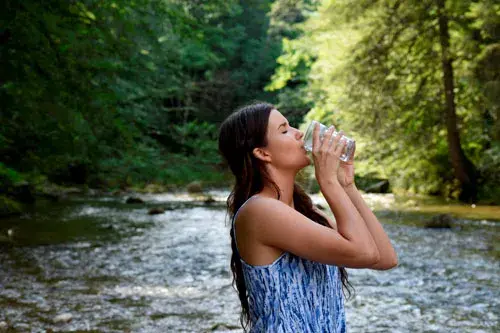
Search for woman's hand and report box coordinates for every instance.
[312,123,346,187]
[337,157,355,188]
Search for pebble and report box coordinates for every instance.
[0,321,7,330]
[53,313,73,323]
[14,323,30,330]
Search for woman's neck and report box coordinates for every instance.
[260,168,297,209]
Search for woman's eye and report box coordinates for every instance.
[282,131,288,134]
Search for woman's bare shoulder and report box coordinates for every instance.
[235,195,292,228]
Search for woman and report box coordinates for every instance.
[218,102,398,332]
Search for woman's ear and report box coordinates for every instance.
[252,147,272,162]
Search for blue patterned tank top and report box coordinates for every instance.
[232,197,347,333]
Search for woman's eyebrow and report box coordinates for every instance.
[277,121,288,130]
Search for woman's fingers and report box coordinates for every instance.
[335,135,347,156]
[327,129,344,154]
[313,123,345,159]
[312,122,321,153]
[326,128,338,150]
[321,126,335,152]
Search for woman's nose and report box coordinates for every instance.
[296,129,304,140]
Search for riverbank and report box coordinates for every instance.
[2,175,500,220]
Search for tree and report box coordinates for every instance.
[0,0,284,189]
[268,0,500,202]
[436,0,477,202]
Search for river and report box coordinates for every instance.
[0,190,498,332]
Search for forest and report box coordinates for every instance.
[1,0,499,215]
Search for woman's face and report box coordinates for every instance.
[261,109,311,170]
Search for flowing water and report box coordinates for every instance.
[0,190,498,332]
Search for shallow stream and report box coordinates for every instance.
[0,191,498,332]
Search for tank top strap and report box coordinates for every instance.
[231,195,261,255]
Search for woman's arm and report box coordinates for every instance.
[237,192,380,268]
[343,184,398,270]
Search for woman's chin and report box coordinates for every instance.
[299,155,312,168]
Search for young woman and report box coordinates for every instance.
[218,102,398,332]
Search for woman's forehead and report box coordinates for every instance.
[269,109,287,126]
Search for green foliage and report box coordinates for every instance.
[0,195,23,217]
[266,0,322,126]
[2,0,498,204]
[0,163,24,189]
[0,0,279,191]
[269,0,500,202]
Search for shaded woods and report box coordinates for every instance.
[1,0,499,215]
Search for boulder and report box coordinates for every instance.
[148,207,165,215]
[125,197,144,204]
[63,187,84,195]
[425,214,454,229]
[186,181,203,194]
[203,195,216,205]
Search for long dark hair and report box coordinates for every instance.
[218,102,353,331]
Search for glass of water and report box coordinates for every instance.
[303,120,356,162]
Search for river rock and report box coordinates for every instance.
[210,323,241,330]
[186,181,203,194]
[0,321,7,330]
[111,189,125,196]
[425,214,454,229]
[126,197,144,204]
[53,313,73,324]
[203,195,216,205]
[63,187,84,195]
[148,207,165,215]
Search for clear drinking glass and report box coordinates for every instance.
[303,120,356,162]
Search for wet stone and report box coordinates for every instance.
[53,313,73,324]
[186,181,203,193]
[425,214,454,229]
[203,195,216,205]
[148,207,165,215]
[126,197,144,204]
[13,323,30,331]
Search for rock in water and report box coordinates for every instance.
[203,195,216,205]
[186,181,203,193]
[148,207,165,215]
[125,197,144,204]
[53,313,73,324]
[425,214,454,229]
[0,321,8,331]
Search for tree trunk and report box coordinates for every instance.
[436,0,478,202]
